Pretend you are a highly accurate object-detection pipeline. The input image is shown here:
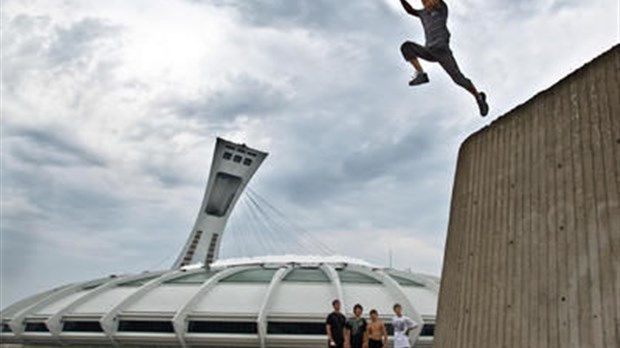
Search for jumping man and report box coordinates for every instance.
[399,0,489,117]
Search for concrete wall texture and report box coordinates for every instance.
[435,45,619,348]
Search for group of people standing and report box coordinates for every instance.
[325,300,419,348]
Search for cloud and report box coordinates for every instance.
[1,0,617,308]
[6,125,105,167]
[161,74,292,128]
[47,17,122,66]
[206,0,394,32]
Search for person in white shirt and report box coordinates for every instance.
[391,303,419,348]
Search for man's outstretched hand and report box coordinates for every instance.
[399,0,419,16]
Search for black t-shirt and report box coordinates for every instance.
[326,311,346,345]
[345,317,367,348]
[414,0,451,48]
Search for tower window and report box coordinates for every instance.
[205,172,242,217]
[223,152,232,160]
[243,158,253,166]
[205,234,219,264]
[233,155,242,163]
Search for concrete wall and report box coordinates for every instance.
[435,45,619,348]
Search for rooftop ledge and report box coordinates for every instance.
[181,254,379,271]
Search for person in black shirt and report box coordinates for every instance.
[344,303,368,348]
[399,0,489,117]
[326,299,347,348]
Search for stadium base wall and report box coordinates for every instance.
[434,46,619,348]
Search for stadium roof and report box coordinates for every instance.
[1,256,438,347]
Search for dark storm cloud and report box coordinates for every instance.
[204,0,394,32]
[141,160,201,188]
[2,164,122,231]
[269,122,440,204]
[2,125,124,241]
[341,127,436,181]
[7,126,105,167]
[162,75,289,124]
[2,151,190,276]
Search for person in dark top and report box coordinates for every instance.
[344,303,368,348]
[399,0,490,117]
[326,299,347,348]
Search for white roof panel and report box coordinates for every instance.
[35,291,90,316]
[192,284,268,315]
[71,287,138,315]
[269,283,335,317]
[123,285,201,313]
[342,284,399,316]
[402,287,438,316]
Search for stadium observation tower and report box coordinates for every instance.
[1,138,439,348]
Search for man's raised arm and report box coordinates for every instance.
[399,0,420,16]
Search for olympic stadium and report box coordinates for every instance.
[1,138,439,348]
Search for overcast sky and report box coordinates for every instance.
[1,0,617,307]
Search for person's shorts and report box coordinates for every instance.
[400,40,475,91]
[369,338,384,348]
[400,41,451,62]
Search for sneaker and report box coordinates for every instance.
[477,92,489,117]
[408,72,429,86]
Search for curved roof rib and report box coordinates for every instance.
[171,266,254,348]
[99,270,185,343]
[256,266,293,348]
[8,276,112,337]
[45,272,167,342]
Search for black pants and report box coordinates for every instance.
[400,41,475,92]
[369,338,384,348]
